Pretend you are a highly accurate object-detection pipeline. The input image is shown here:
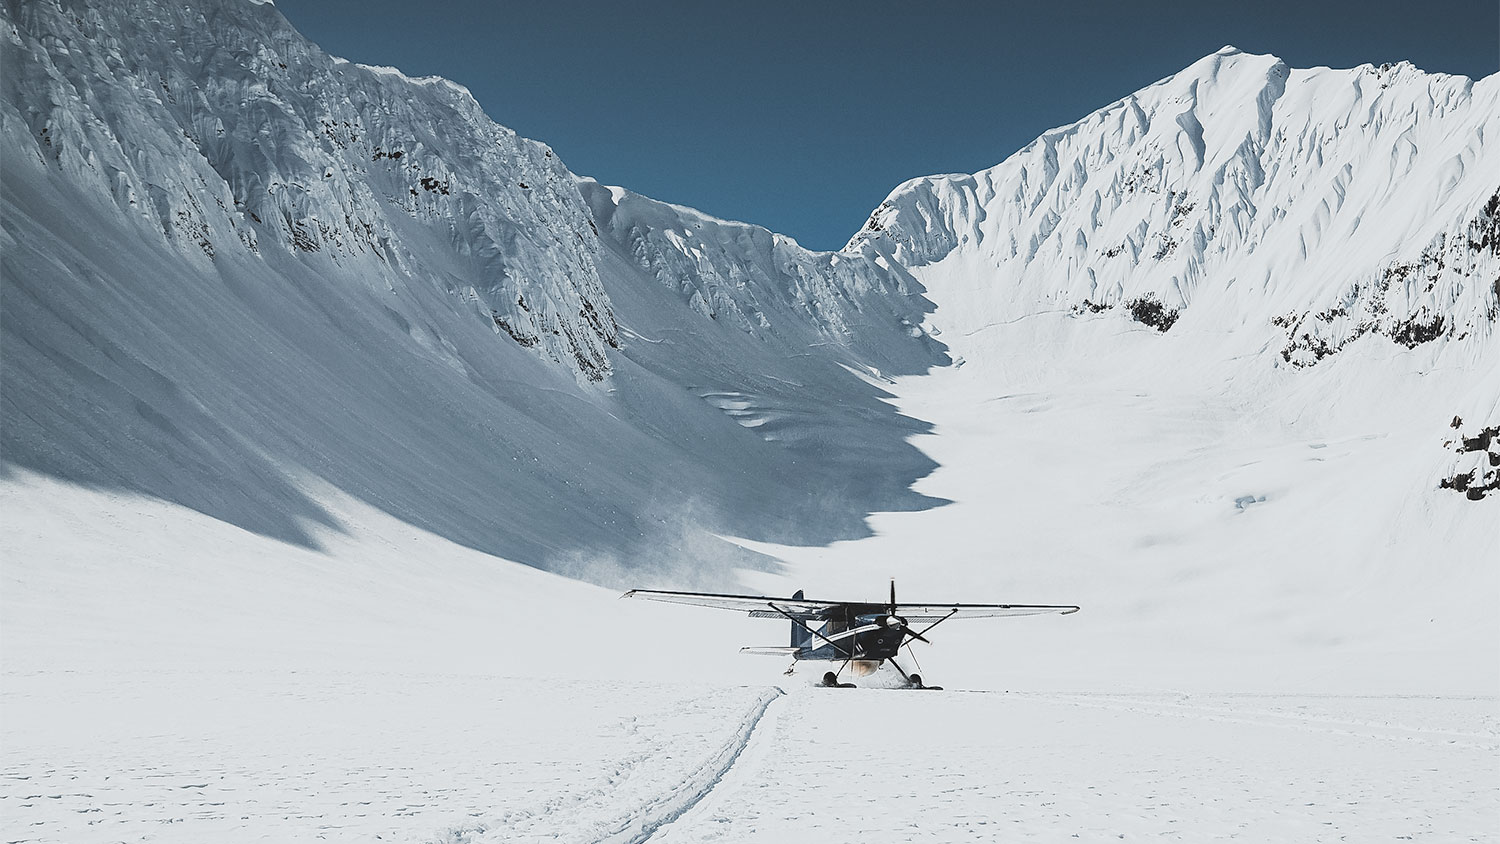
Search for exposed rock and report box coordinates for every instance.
[1440,423,1500,500]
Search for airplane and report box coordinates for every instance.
[623,581,1078,689]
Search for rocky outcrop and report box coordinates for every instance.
[1441,417,1500,500]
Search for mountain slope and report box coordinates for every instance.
[751,47,1499,697]
[0,0,946,579]
[851,47,1499,370]
[843,46,1499,515]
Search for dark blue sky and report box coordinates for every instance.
[279,0,1497,252]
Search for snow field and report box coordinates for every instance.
[651,688,1498,843]
[1,668,778,844]
[4,637,1494,843]
[736,306,1499,696]
[0,471,773,844]
[8,325,1495,843]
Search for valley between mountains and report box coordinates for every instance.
[2,1,1496,841]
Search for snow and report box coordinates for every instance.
[3,465,1496,841]
[850,50,1499,362]
[3,0,1498,841]
[0,472,776,843]
[4,669,777,844]
[0,0,946,583]
[350,61,478,99]
[733,309,1499,695]
[649,690,1496,842]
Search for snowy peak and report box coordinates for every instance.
[3,0,945,385]
[580,178,943,374]
[849,48,1498,362]
[4,0,622,378]
[849,48,1294,264]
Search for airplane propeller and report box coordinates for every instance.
[886,579,933,645]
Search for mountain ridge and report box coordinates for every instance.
[0,0,946,579]
[847,46,1498,371]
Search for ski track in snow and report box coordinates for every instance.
[616,688,784,844]
[647,687,790,844]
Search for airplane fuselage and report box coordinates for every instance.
[794,605,908,662]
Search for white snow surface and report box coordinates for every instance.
[3,1,1499,842]
[5,473,1496,843]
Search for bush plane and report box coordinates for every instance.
[624,581,1078,688]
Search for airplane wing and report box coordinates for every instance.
[894,603,1080,621]
[624,590,1079,621]
[622,589,842,617]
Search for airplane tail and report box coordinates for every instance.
[789,589,812,649]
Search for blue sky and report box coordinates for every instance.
[279,0,1497,252]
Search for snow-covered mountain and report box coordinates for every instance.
[847,45,1499,501]
[852,47,1498,371]
[6,4,1499,841]
[2,0,1493,590]
[1,0,945,579]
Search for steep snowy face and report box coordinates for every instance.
[850,47,1499,363]
[2,0,944,385]
[0,0,947,578]
[3,0,618,378]
[579,179,942,376]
